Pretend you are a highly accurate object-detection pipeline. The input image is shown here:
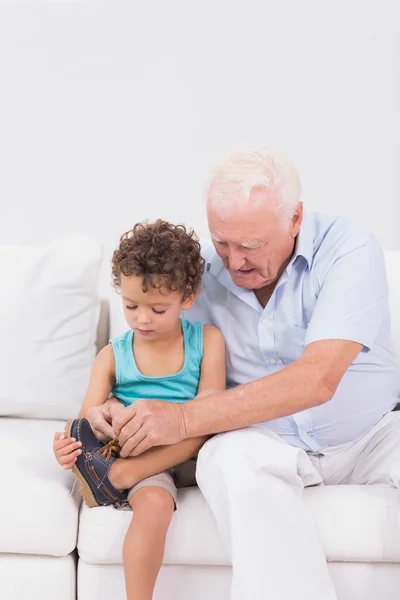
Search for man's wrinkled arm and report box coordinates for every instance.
[181,338,362,438]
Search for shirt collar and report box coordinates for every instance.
[292,211,313,270]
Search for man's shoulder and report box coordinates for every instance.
[308,212,382,267]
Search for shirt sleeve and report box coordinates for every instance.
[305,236,388,351]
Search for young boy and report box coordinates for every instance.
[53,219,226,600]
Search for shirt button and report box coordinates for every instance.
[262,318,270,326]
[270,358,277,365]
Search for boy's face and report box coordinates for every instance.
[120,274,195,340]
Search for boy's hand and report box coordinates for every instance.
[53,432,82,470]
[86,403,119,442]
[85,399,126,442]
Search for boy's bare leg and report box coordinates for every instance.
[123,487,174,600]
[108,436,208,491]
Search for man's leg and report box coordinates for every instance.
[196,426,337,600]
[321,412,400,487]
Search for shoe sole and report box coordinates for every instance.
[64,419,100,509]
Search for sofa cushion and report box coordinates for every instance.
[0,418,81,556]
[77,484,400,565]
[0,234,102,420]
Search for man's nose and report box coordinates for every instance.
[228,250,246,271]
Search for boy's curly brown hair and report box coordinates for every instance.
[112,220,205,300]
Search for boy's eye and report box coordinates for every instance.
[125,305,137,311]
[152,309,166,315]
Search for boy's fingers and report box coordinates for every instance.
[54,438,80,451]
[59,449,81,464]
[56,440,82,453]
[54,437,71,449]
[63,459,77,470]
[60,442,82,455]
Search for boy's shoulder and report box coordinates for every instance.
[109,329,133,346]
[202,323,224,345]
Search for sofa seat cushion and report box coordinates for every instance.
[78,484,400,565]
[0,418,81,556]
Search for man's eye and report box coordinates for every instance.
[216,241,227,246]
[125,305,137,311]
[153,309,166,315]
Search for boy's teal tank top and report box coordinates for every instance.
[110,318,204,407]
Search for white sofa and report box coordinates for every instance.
[1,241,399,600]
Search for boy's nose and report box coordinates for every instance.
[137,311,151,324]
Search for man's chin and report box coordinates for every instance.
[230,270,269,290]
[231,271,256,288]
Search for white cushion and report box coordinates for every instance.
[0,418,81,556]
[0,554,76,600]
[0,235,102,419]
[77,484,400,565]
[77,562,400,600]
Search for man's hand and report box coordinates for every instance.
[85,404,118,442]
[112,399,187,457]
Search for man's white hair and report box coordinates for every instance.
[206,147,302,227]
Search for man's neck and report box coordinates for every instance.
[253,284,277,308]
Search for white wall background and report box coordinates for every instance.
[0,0,399,273]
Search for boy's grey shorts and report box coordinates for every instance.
[126,457,197,507]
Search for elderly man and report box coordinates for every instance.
[90,148,399,600]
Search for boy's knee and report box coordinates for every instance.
[130,486,174,521]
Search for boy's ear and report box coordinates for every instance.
[181,293,197,311]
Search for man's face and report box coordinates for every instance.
[207,187,302,290]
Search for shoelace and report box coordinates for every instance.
[97,438,122,461]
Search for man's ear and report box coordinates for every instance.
[181,293,197,311]
[289,201,303,238]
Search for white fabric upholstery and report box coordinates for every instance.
[0,554,76,600]
[78,484,400,566]
[0,418,81,556]
[78,487,227,566]
[0,234,102,420]
[77,561,400,600]
[78,562,232,600]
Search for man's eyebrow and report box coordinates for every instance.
[211,233,224,242]
[211,234,265,249]
[240,240,265,249]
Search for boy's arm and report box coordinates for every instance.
[78,343,124,441]
[54,344,117,468]
[78,344,116,418]
[196,324,226,395]
[115,325,226,481]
